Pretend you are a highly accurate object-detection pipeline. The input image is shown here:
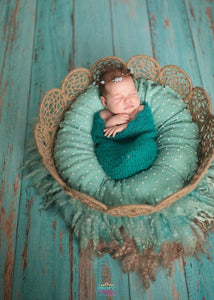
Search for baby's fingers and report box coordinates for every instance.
[104,126,118,137]
[103,127,114,137]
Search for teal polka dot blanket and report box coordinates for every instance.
[26,77,214,287]
[91,103,158,180]
[54,79,200,206]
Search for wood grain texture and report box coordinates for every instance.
[74,0,113,69]
[146,0,202,86]
[185,0,214,110]
[183,233,214,300]
[0,0,36,299]
[111,0,153,61]
[129,258,189,300]
[0,0,213,299]
[11,0,74,299]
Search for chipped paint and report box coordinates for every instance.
[121,0,136,18]
[68,54,74,72]
[0,79,9,123]
[38,29,44,51]
[2,201,16,300]
[71,12,75,57]
[59,230,64,255]
[21,197,33,276]
[34,48,38,62]
[151,13,157,23]
[79,244,95,300]
[197,27,200,37]
[164,17,171,30]
[206,6,214,39]
[179,257,185,272]
[68,228,73,300]
[148,13,157,60]
[51,0,57,13]
[172,278,180,300]
[13,175,19,197]
[189,2,195,19]
[9,146,13,162]
[0,0,21,123]
[52,272,56,288]
[0,180,6,250]
[52,220,57,239]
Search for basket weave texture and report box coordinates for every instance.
[34,55,214,217]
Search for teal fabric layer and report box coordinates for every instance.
[54,79,200,206]
[91,103,158,180]
[26,143,214,254]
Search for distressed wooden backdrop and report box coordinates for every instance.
[0,0,214,299]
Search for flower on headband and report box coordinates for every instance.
[112,77,123,83]
[93,79,105,87]
[127,67,134,74]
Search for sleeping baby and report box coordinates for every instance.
[91,65,158,180]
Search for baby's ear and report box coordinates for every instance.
[100,96,107,108]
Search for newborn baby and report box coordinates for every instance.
[91,65,157,180]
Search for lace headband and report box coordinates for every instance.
[94,67,134,87]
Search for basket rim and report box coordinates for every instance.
[34,55,214,217]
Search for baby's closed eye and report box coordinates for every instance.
[114,97,123,102]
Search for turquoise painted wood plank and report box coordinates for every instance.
[185,0,214,109]
[74,0,114,69]
[0,1,36,299]
[111,0,153,61]
[147,1,214,298]
[71,234,80,300]
[73,1,131,299]
[27,0,75,105]
[147,0,202,87]
[183,234,214,300]
[129,258,189,300]
[12,0,75,299]
[111,1,189,298]
[109,1,154,296]
[91,254,129,300]
[110,0,180,298]
[12,186,72,300]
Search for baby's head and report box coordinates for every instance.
[96,66,140,115]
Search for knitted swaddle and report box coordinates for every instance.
[91,103,158,180]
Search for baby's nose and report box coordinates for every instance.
[124,96,131,103]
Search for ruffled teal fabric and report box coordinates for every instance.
[91,103,158,180]
[25,141,214,255]
[54,79,200,206]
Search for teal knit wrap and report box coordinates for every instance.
[91,103,158,180]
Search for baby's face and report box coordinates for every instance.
[101,76,140,115]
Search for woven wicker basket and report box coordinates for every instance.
[34,55,214,217]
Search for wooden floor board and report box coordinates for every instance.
[74,0,113,69]
[0,0,36,299]
[111,0,153,62]
[11,1,74,299]
[147,0,202,86]
[0,0,213,299]
[73,1,131,298]
[129,258,189,300]
[184,0,214,109]
[183,233,214,300]
[91,254,130,299]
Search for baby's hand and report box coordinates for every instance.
[114,113,130,125]
[103,124,128,138]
